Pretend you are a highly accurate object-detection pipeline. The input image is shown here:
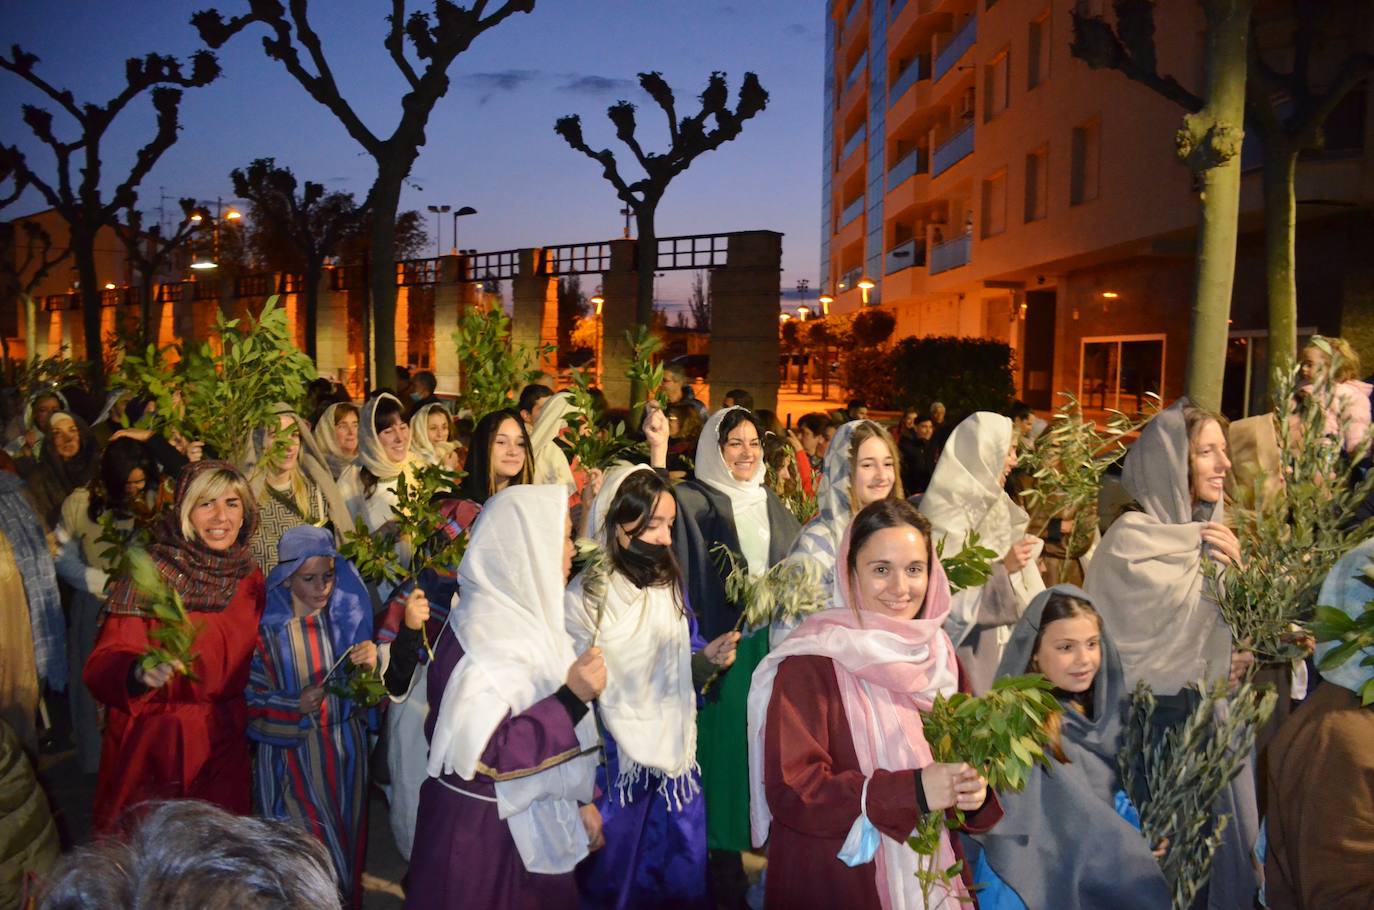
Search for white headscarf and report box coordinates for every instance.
[920,411,1044,599]
[409,402,452,466]
[566,463,699,808]
[312,402,358,477]
[786,420,876,608]
[427,485,599,874]
[695,407,769,574]
[529,392,577,494]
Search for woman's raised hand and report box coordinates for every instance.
[403,587,430,631]
[1002,536,1038,574]
[566,647,607,702]
[703,631,741,669]
[921,761,988,813]
[1201,522,1242,568]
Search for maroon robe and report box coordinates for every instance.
[403,627,588,910]
[84,571,265,834]
[762,654,1001,909]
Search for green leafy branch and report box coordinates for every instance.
[1020,392,1157,567]
[126,549,201,681]
[1117,679,1276,909]
[13,345,89,398]
[325,661,389,708]
[1309,560,1374,707]
[908,675,1062,905]
[701,545,827,694]
[1212,358,1374,663]
[625,325,666,419]
[936,530,999,593]
[338,463,469,661]
[113,295,316,462]
[573,537,612,645]
[451,301,552,419]
[563,369,639,470]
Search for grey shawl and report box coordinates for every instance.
[1084,398,1232,694]
[783,420,869,607]
[1084,399,1259,910]
[972,584,1170,910]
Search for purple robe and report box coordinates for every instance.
[404,628,585,910]
[575,612,711,910]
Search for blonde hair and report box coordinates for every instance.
[847,421,905,512]
[1305,335,1361,384]
[180,468,253,541]
[248,418,315,517]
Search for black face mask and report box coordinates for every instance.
[621,536,670,576]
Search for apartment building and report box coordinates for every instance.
[822,0,1373,417]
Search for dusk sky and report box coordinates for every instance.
[1,1,826,316]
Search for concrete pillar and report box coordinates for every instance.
[432,254,469,396]
[709,231,784,412]
[315,271,350,384]
[511,248,559,380]
[598,240,639,409]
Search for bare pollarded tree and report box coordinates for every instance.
[555,71,769,337]
[193,1,536,391]
[0,47,220,389]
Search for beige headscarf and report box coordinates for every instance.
[529,392,577,494]
[1084,399,1232,694]
[312,402,359,478]
[410,402,453,466]
[241,402,353,542]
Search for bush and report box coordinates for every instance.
[851,308,896,347]
[840,346,897,408]
[888,335,1015,416]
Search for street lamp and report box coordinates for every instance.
[857,276,876,305]
[187,198,238,271]
[818,293,835,400]
[426,204,452,257]
[452,206,477,254]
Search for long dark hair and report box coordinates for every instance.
[362,395,409,498]
[844,499,934,617]
[88,437,161,522]
[1025,591,1100,763]
[604,470,684,606]
[457,409,533,504]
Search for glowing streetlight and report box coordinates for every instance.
[1101,291,1120,299]
[818,294,833,316]
[797,304,811,321]
[857,276,875,305]
[103,282,117,290]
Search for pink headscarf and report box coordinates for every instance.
[748,523,965,909]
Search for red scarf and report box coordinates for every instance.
[104,460,261,617]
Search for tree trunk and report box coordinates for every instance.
[1262,141,1299,372]
[631,207,658,407]
[303,259,321,361]
[1182,0,1253,413]
[368,172,404,393]
[138,277,156,347]
[73,233,106,391]
[23,291,38,364]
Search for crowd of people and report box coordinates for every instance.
[1,339,1371,910]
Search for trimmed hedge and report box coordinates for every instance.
[841,335,1015,414]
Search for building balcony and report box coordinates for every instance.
[886,147,928,191]
[929,234,971,275]
[933,17,976,83]
[842,0,868,44]
[838,123,868,169]
[931,121,974,176]
[888,56,926,107]
[842,51,868,96]
[838,194,866,230]
[885,238,925,274]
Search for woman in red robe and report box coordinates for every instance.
[748,498,1001,909]
[85,460,265,834]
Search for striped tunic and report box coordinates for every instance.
[247,609,371,908]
